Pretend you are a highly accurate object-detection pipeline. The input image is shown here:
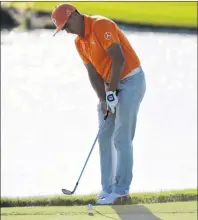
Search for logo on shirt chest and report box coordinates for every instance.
[104,32,112,40]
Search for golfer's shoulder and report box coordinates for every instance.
[91,15,117,30]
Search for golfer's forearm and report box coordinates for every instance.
[108,59,125,91]
[88,71,106,101]
[85,63,106,101]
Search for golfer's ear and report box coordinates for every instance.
[73,11,78,17]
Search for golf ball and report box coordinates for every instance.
[87,204,93,210]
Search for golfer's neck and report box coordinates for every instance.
[78,15,85,38]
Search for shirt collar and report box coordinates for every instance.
[84,15,92,38]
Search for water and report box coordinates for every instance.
[1,28,197,197]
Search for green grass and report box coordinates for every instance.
[1,189,197,207]
[1,201,197,220]
[2,1,197,27]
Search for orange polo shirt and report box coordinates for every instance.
[75,15,140,83]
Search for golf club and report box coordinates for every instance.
[62,111,109,195]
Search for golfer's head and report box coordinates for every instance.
[51,4,81,36]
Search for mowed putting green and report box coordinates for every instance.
[2,2,197,27]
[1,201,197,220]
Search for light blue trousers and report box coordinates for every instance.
[97,66,146,195]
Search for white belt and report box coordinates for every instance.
[121,66,142,81]
[106,66,142,85]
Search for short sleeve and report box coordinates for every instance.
[75,39,90,64]
[93,19,120,50]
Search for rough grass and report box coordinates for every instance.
[2,1,197,27]
[1,189,197,207]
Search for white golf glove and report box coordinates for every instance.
[106,91,118,114]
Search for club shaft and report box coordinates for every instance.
[72,119,107,193]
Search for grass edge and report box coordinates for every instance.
[1,188,197,207]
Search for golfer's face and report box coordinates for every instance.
[62,12,78,34]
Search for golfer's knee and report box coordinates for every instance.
[114,132,131,150]
[98,128,109,140]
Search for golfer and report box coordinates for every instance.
[51,3,146,205]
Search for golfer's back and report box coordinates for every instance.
[75,15,141,82]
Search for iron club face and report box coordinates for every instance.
[62,189,73,195]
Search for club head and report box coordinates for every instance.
[62,189,73,195]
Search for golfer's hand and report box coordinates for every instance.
[106,91,118,114]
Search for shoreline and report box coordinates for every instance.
[1,6,197,35]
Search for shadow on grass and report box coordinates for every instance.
[93,204,161,220]
[110,197,161,220]
[92,197,161,220]
[111,197,161,220]
[111,204,161,220]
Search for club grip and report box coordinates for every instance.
[104,110,109,120]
